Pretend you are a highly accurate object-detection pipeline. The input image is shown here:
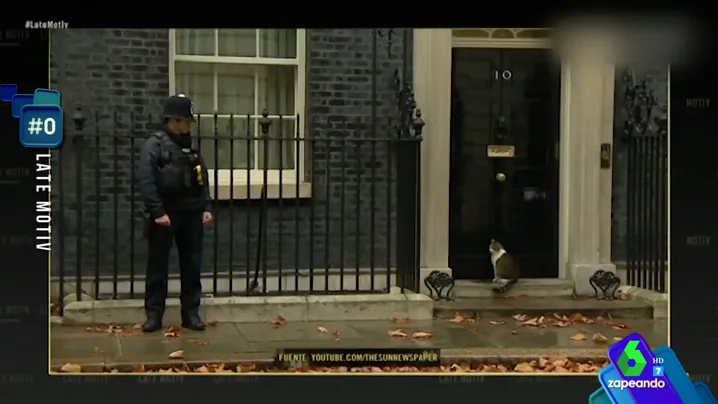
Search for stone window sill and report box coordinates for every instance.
[209,182,312,200]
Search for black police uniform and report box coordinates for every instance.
[136,94,212,332]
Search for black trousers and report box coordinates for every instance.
[145,210,203,319]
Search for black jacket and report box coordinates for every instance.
[136,127,212,218]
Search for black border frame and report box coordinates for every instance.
[0,11,716,402]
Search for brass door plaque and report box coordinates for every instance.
[487,145,515,158]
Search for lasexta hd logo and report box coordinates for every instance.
[0,84,64,149]
[616,340,648,377]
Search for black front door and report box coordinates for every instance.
[449,48,560,280]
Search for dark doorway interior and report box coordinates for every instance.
[449,47,561,280]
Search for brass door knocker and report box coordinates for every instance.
[495,116,508,139]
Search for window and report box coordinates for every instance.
[169,29,307,195]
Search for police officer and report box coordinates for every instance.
[136,94,213,333]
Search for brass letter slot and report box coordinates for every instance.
[600,143,611,169]
[487,145,515,158]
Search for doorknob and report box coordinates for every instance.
[495,116,508,139]
[496,173,507,182]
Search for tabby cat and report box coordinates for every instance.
[489,239,519,293]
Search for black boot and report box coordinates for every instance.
[142,316,163,333]
[181,313,206,331]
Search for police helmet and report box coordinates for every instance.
[162,94,197,122]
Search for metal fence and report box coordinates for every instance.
[620,68,668,292]
[52,29,424,313]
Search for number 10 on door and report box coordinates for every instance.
[495,70,512,80]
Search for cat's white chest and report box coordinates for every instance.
[490,249,506,269]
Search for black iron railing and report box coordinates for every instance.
[52,110,421,312]
[620,67,668,292]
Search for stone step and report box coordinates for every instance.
[453,279,575,298]
[434,296,653,320]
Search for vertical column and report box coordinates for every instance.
[562,30,617,295]
[599,64,616,263]
[413,29,453,275]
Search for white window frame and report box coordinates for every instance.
[168,29,307,191]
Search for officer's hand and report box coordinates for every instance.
[202,211,213,224]
[154,214,171,227]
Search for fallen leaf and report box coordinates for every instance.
[412,331,432,339]
[613,337,623,342]
[570,313,592,323]
[215,364,232,373]
[521,317,540,327]
[554,321,571,328]
[612,323,629,330]
[489,320,505,326]
[206,321,218,327]
[448,314,465,323]
[132,323,143,330]
[593,333,609,343]
[164,326,181,338]
[465,318,476,323]
[512,313,528,322]
[317,326,328,333]
[388,329,408,337]
[272,315,287,328]
[553,313,569,321]
[237,363,256,372]
[332,330,341,341]
[60,363,82,373]
[514,362,535,372]
[569,332,588,341]
[195,365,210,373]
[168,350,185,359]
[392,317,409,324]
[569,312,595,324]
[511,330,518,335]
[538,357,549,368]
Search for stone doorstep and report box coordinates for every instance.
[50,348,610,373]
[453,279,575,298]
[433,297,654,320]
[61,291,434,325]
[616,285,668,319]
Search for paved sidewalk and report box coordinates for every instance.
[51,314,667,371]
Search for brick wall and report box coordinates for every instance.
[611,65,669,261]
[50,29,410,286]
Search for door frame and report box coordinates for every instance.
[448,41,561,280]
[414,29,617,283]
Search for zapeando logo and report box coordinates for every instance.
[617,340,648,377]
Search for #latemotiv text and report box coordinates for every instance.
[36,154,51,251]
